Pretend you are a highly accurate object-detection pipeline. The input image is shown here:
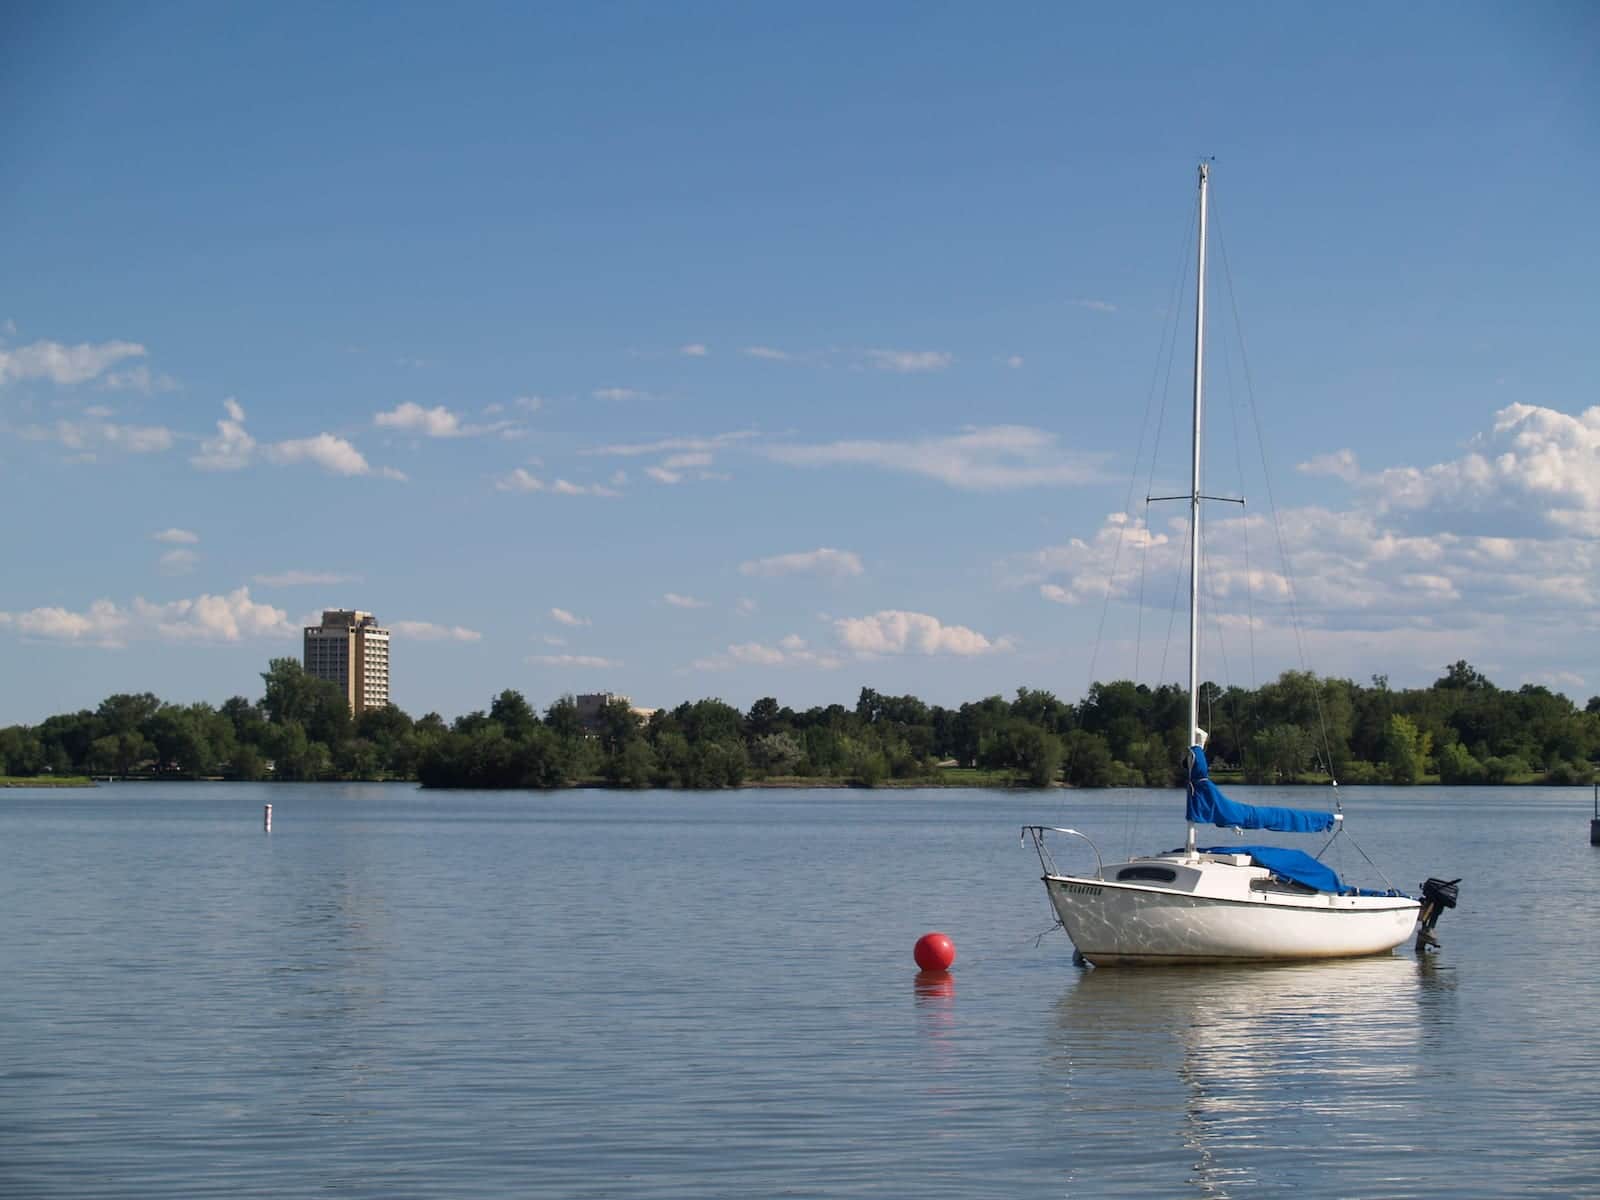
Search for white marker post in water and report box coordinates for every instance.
[264,804,272,833]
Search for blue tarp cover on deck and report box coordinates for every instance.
[1199,844,1343,893]
[1186,746,1337,834]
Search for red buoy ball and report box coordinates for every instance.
[913,931,956,972]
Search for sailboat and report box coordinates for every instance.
[1023,163,1455,965]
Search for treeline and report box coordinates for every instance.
[1,658,1596,789]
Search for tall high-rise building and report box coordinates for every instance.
[303,610,390,715]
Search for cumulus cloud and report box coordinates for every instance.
[374,401,516,439]
[0,338,147,386]
[389,619,483,642]
[550,607,590,627]
[191,400,401,478]
[152,528,199,544]
[192,398,256,470]
[528,654,619,668]
[739,548,864,578]
[863,348,953,373]
[743,346,793,361]
[593,387,651,401]
[586,431,752,484]
[266,433,379,477]
[680,343,709,357]
[101,364,179,394]
[833,610,1011,657]
[0,587,292,647]
[375,402,466,437]
[765,425,1103,490]
[1298,449,1362,483]
[21,418,174,456]
[664,592,708,608]
[691,634,843,671]
[496,468,620,496]
[1364,403,1600,536]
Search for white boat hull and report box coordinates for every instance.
[1044,868,1420,966]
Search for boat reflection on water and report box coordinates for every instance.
[1044,956,1456,1195]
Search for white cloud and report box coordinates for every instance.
[515,395,545,411]
[551,478,620,496]
[739,548,865,578]
[375,401,517,439]
[151,528,199,544]
[191,400,401,478]
[101,364,179,394]
[550,607,590,627]
[266,433,375,476]
[496,468,619,496]
[0,338,147,386]
[662,452,712,470]
[496,467,545,492]
[743,346,793,361]
[0,587,292,647]
[528,654,619,668]
[863,348,953,373]
[833,610,1011,657]
[21,418,174,455]
[192,398,256,470]
[1072,299,1117,313]
[268,434,406,479]
[0,599,129,645]
[765,425,1103,490]
[680,343,709,357]
[1299,449,1363,482]
[663,592,707,608]
[1364,403,1600,536]
[735,597,758,616]
[691,635,844,672]
[593,387,651,401]
[646,465,682,484]
[389,619,483,642]
[1005,355,1024,369]
[252,570,360,587]
[586,432,758,458]
[159,548,199,575]
[541,634,568,647]
[375,402,465,437]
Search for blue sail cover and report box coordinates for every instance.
[1186,746,1337,834]
[1199,845,1343,892]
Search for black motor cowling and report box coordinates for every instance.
[1416,876,1461,950]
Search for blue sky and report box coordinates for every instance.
[2,2,1597,724]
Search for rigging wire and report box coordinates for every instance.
[1213,201,1342,787]
[1085,206,1196,691]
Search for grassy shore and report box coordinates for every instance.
[0,775,96,788]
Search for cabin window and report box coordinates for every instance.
[1116,866,1178,884]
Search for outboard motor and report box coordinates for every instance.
[1415,877,1460,951]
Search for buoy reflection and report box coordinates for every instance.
[914,968,956,1000]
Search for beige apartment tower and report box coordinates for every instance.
[303,610,390,715]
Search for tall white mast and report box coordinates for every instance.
[1185,161,1208,859]
[1188,161,1208,749]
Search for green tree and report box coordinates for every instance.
[489,690,539,738]
[1382,714,1432,785]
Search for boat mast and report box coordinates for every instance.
[1186,161,1208,857]
[1188,161,1208,748]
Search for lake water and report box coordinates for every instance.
[2,782,1597,1198]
